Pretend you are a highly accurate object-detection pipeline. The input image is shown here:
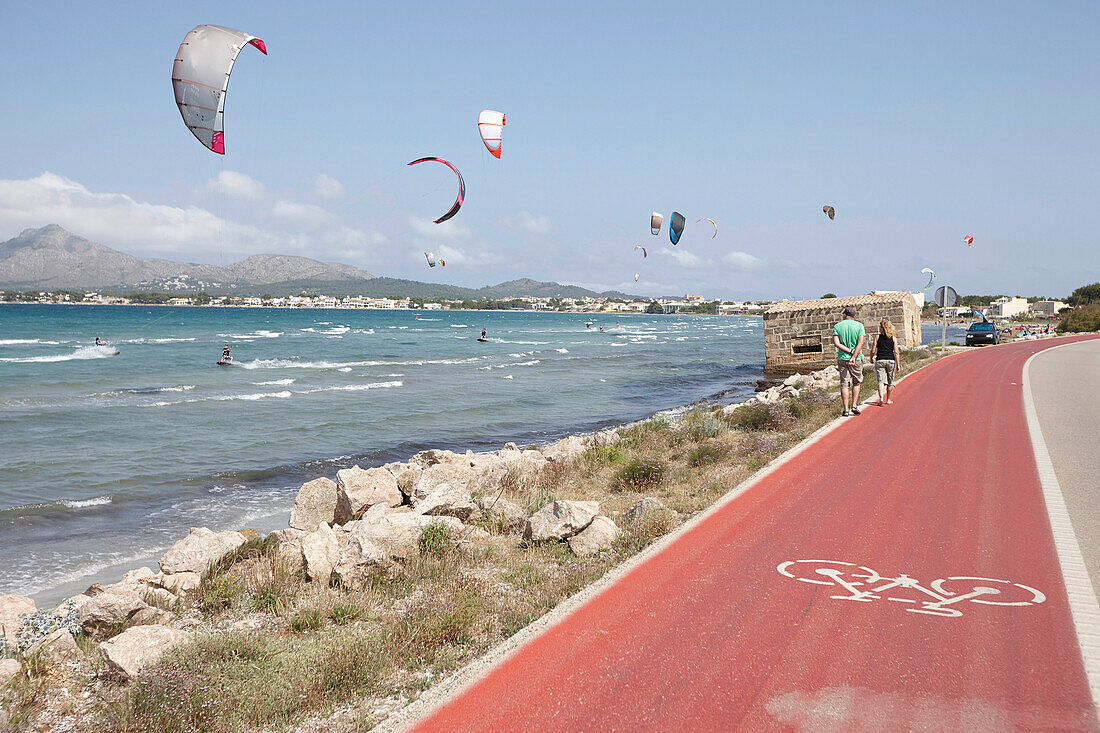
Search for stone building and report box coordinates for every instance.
[763,292,922,374]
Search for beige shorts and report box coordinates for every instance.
[875,359,897,386]
[838,358,864,387]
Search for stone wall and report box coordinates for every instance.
[763,293,921,375]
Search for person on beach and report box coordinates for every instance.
[871,318,901,406]
[222,343,232,363]
[831,306,866,416]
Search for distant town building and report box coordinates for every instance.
[988,296,1028,319]
[763,292,922,374]
[1029,300,1067,317]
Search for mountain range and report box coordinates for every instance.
[0,225,636,301]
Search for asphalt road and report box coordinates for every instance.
[410,336,1099,732]
[1028,338,1100,597]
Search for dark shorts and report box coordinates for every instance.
[838,358,864,386]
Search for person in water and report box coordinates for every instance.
[481,328,487,339]
[222,343,232,362]
[599,325,605,332]
[95,337,105,346]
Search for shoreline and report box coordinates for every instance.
[19,378,761,607]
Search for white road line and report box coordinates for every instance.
[1023,341,1100,705]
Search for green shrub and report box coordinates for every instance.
[198,574,242,615]
[612,458,664,490]
[328,603,363,625]
[687,416,724,441]
[585,444,628,466]
[1057,304,1100,333]
[419,521,454,558]
[688,443,726,466]
[726,402,794,431]
[290,610,322,633]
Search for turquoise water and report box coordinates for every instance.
[0,305,765,596]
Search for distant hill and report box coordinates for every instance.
[0,225,374,290]
[0,225,639,301]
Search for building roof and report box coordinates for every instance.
[765,291,916,315]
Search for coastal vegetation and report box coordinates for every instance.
[0,351,948,733]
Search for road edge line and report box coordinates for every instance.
[1022,340,1100,705]
[385,348,968,732]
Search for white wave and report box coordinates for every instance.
[338,367,352,372]
[251,378,295,386]
[0,345,117,363]
[150,390,293,407]
[510,360,541,366]
[319,326,349,335]
[502,374,513,379]
[218,330,283,339]
[498,340,547,345]
[60,495,113,509]
[353,329,375,335]
[120,337,196,344]
[0,338,60,345]
[450,324,470,328]
[298,381,403,394]
[555,348,569,353]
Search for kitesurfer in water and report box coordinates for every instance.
[95,337,105,346]
[221,343,232,363]
[481,328,487,339]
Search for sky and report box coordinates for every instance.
[0,1,1097,300]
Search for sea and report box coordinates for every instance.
[1,305,780,601]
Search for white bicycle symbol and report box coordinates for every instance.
[776,560,1046,618]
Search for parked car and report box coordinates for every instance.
[965,321,1000,346]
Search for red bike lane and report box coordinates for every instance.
[412,336,1099,732]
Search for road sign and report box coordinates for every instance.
[934,285,958,308]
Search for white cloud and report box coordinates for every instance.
[362,184,395,208]
[407,216,471,240]
[723,251,765,268]
[0,172,385,261]
[207,170,265,200]
[499,210,554,235]
[271,200,334,227]
[306,173,344,199]
[659,247,707,268]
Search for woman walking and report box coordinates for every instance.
[871,319,901,406]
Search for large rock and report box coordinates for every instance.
[158,572,201,597]
[301,522,339,585]
[568,516,620,556]
[0,595,34,649]
[289,477,339,531]
[0,658,20,684]
[160,527,247,575]
[384,462,422,499]
[28,628,82,667]
[332,533,390,588]
[474,495,527,531]
[336,466,403,520]
[269,528,304,544]
[79,591,156,638]
[99,625,190,681]
[414,484,478,521]
[542,435,586,462]
[409,463,476,505]
[524,500,599,542]
[347,508,464,560]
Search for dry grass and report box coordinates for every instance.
[74,352,957,733]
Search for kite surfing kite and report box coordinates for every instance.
[408,157,465,224]
[650,212,663,235]
[822,205,835,220]
[172,25,267,154]
[634,245,647,258]
[634,273,640,283]
[921,267,936,290]
[669,212,686,244]
[696,217,718,238]
[963,235,974,246]
[424,252,440,267]
[477,110,505,158]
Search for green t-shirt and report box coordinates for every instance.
[832,319,865,361]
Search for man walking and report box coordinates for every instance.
[832,306,866,416]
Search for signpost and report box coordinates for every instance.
[933,285,958,350]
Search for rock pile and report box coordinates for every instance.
[725,366,838,414]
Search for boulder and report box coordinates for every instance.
[409,449,453,469]
[160,527,248,575]
[409,463,476,505]
[269,528,305,544]
[119,567,157,586]
[0,658,20,684]
[474,495,527,531]
[332,533,390,588]
[79,592,154,638]
[62,594,92,612]
[626,497,670,524]
[384,462,422,499]
[414,484,478,521]
[568,516,620,556]
[99,625,190,681]
[28,628,82,667]
[289,477,340,531]
[143,588,181,610]
[350,510,464,560]
[524,500,599,542]
[83,582,106,597]
[336,466,403,519]
[158,572,200,597]
[780,386,800,398]
[301,523,340,585]
[541,435,586,462]
[0,595,34,648]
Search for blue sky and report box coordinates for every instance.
[1,1,1096,299]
